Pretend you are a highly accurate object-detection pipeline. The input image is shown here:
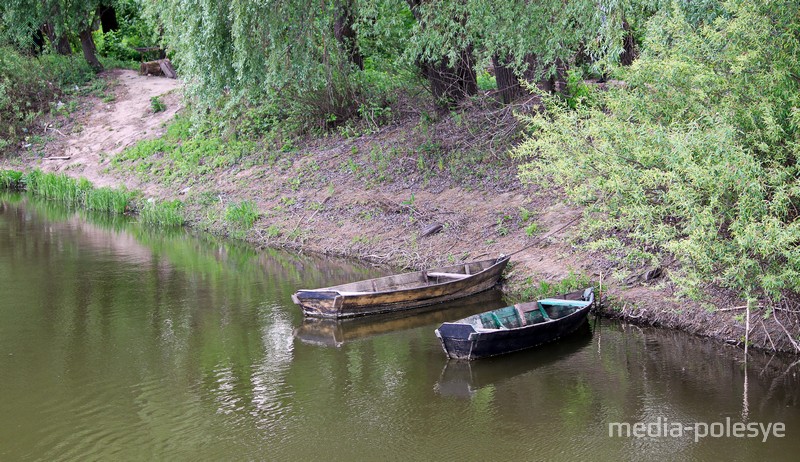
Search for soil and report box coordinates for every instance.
[4,69,799,355]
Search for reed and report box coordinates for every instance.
[0,169,24,190]
[85,187,132,214]
[18,170,133,215]
[139,199,184,227]
[3,169,187,228]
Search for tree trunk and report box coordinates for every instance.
[334,0,363,70]
[620,20,636,66]
[78,28,103,71]
[493,53,568,103]
[492,55,522,104]
[406,0,477,110]
[98,4,119,33]
[41,23,72,55]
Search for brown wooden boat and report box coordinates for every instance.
[291,256,510,318]
[293,289,506,347]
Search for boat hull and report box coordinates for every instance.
[293,257,509,318]
[435,289,593,360]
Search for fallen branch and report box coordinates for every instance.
[760,318,776,351]
[773,309,800,353]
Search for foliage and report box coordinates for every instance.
[407,0,645,82]
[0,0,107,69]
[0,47,96,153]
[515,272,593,303]
[150,96,166,113]
[85,186,131,214]
[0,169,24,189]
[514,0,800,301]
[94,0,159,62]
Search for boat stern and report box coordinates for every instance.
[292,290,344,318]
[435,323,478,360]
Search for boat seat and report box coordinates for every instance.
[426,272,469,280]
[515,306,528,326]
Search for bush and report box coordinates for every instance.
[0,47,97,154]
[514,1,800,302]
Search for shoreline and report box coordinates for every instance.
[2,69,798,356]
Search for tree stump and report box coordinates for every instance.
[139,59,177,79]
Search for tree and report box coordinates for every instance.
[406,0,478,109]
[514,0,800,302]
[0,0,107,70]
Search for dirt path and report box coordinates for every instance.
[37,69,181,190]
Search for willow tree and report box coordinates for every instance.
[148,0,367,124]
[0,0,109,69]
[404,0,647,105]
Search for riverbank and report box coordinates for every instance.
[3,69,798,355]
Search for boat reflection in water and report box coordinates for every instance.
[434,321,593,399]
[293,289,506,347]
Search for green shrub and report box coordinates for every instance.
[0,47,98,154]
[514,2,800,301]
[150,96,166,113]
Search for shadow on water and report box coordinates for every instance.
[293,288,506,347]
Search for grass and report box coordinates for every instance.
[112,116,254,185]
[0,169,188,230]
[22,170,135,214]
[515,271,594,303]
[139,199,184,227]
[0,170,24,190]
[85,187,131,214]
[225,200,259,229]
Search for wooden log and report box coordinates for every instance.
[139,60,162,76]
[139,59,177,78]
[421,222,443,238]
[158,59,177,79]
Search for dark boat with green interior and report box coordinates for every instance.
[435,288,594,360]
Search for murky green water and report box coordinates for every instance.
[1,194,799,461]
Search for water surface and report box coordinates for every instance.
[1,194,798,461]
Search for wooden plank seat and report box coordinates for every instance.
[426,272,469,280]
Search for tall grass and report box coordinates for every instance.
[14,170,132,214]
[86,187,131,214]
[1,169,188,229]
[0,169,24,190]
[139,200,184,227]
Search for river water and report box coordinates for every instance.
[1,194,799,461]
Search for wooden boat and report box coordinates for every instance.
[293,289,505,347]
[292,256,510,318]
[435,287,595,360]
[435,322,592,398]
